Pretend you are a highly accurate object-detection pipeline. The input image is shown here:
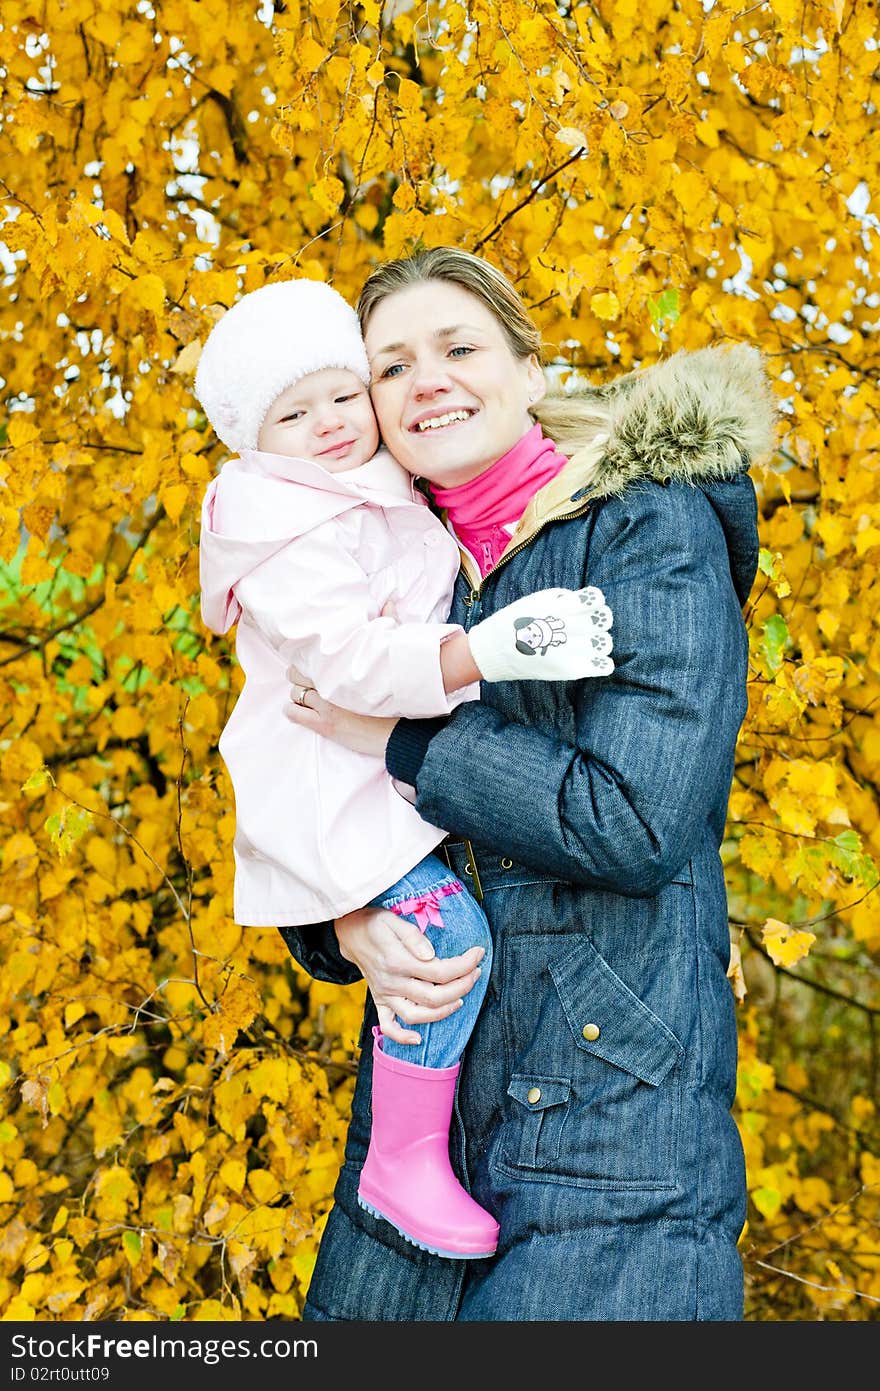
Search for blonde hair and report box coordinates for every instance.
[357,247,613,459]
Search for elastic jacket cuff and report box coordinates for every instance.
[385,716,449,786]
[276,922,362,986]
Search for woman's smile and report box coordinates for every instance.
[410,407,477,433]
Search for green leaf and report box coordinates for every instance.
[830,830,878,885]
[122,1229,142,1265]
[833,830,861,853]
[21,766,53,795]
[752,1186,783,1220]
[44,804,94,858]
[761,614,789,674]
[648,287,680,329]
[154,1204,174,1232]
[758,547,779,578]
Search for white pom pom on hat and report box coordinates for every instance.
[193,279,371,454]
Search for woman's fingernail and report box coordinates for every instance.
[474,967,481,978]
[456,999,464,1009]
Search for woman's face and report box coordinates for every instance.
[363,280,545,487]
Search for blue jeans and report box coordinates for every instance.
[368,852,492,1067]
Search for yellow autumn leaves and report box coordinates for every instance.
[1,0,879,1321]
[761,919,817,968]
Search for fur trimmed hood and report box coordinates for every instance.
[510,343,776,607]
[561,344,772,503]
[563,342,777,501]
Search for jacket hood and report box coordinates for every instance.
[568,343,776,498]
[524,343,777,606]
[199,446,414,634]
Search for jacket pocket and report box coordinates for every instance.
[496,935,685,1191]
[504,1075,571,1168]
[550,937,684,1189]
[550,937,684,1088]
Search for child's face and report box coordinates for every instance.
[257,367,379,471]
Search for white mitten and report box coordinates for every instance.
[467,586,614,683]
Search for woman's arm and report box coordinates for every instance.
[246,536,615,715]
[393,482,753,893]
[276,920,363,986]
[287,480,755,896]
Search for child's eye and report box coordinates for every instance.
[335,393,362,403]
[279,410,303,422]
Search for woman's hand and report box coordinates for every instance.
[334,905,485,1046]
[284,663,399,757]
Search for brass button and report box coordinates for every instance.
[527,1086,542,1104]
[581,1023,600,1042]
[501,857,513,869]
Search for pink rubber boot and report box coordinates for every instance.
[357,1028,499,1259]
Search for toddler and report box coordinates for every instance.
[194,279,614,1261]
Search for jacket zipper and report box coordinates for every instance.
[460,499,593,616]
[457,499,592,902]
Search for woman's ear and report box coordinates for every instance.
[526,354,547,407]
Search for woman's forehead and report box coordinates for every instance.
[364,282,502,352]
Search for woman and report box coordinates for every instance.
[278,248,776,1321]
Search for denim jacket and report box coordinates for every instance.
[278,343,776,1321]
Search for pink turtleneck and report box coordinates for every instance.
[429,422,568,577]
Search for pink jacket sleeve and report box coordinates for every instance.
[234,530,472,719]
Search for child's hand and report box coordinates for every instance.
[467,585,614,683]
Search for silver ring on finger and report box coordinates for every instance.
[292,683,314,707]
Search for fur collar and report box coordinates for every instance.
[560,342,777,502]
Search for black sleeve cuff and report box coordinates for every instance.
[276,922,363,986]
[385,715,449,785]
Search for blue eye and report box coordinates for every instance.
[379,363,406,379]
[449,345,474,358]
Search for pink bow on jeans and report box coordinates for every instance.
[388,880,463,933]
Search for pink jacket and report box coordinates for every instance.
[199,446,477,927]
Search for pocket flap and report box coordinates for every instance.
[550,939,683,1087]
[507,1074,571,1112]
